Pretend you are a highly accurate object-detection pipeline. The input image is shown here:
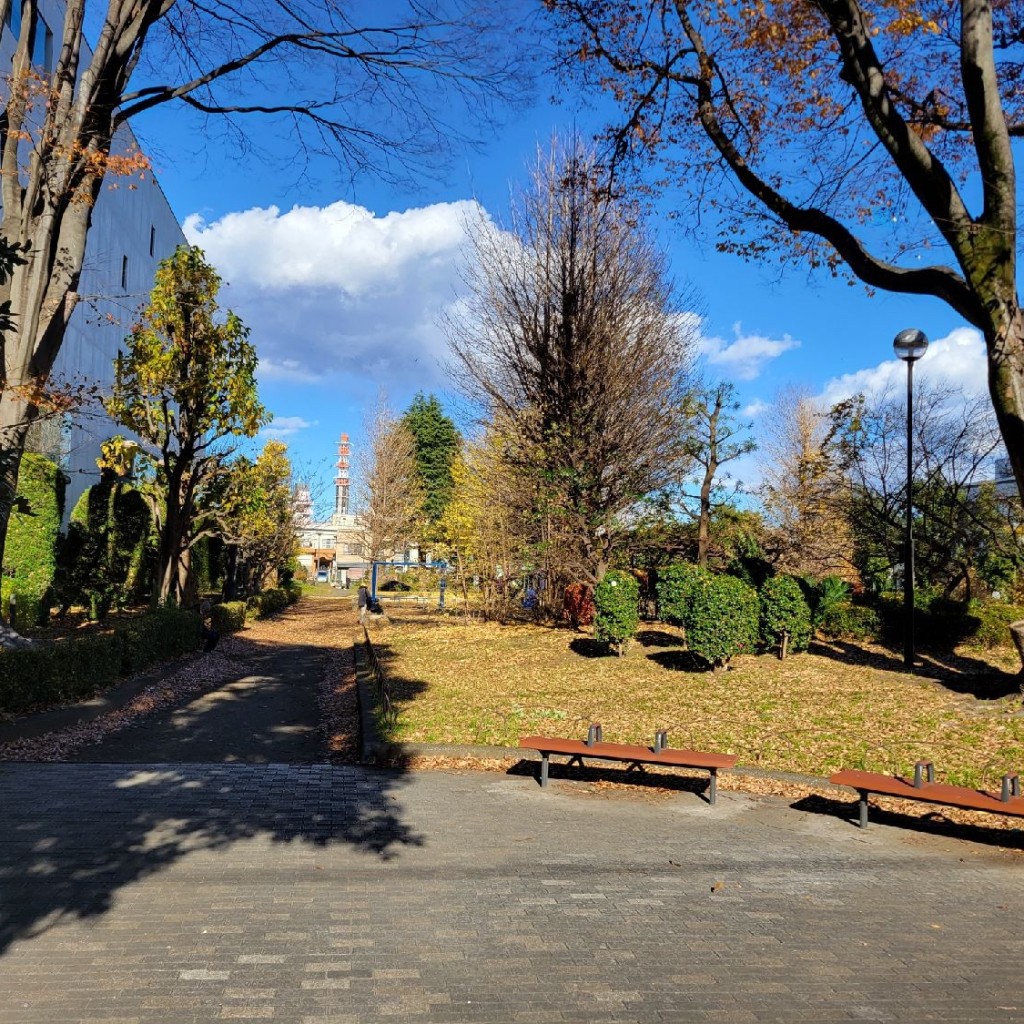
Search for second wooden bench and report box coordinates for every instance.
[829,761,1024,828]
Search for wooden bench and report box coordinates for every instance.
[519,726,738,804]
[829,762,1024,828]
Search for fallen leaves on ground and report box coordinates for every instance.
[374,614,1024,791]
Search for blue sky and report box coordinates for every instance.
[127,55,994,509]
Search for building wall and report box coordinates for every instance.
[2,3,187,521]
[48,160,186,520]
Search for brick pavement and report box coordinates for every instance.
[2,761,1024,1023]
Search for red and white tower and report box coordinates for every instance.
[334,433,351,517]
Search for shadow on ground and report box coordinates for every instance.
[505,756,715,802]
[0,761,422,957]
[809,639,1023,701]
[793,792,1024,851]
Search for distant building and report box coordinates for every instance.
[994,457,1018,498]
[294,433,424,586]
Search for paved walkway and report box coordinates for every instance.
[1,760,1024,1023]
[67,643,328,764]
[2,602,1024,1022]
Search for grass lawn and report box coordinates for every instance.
[371,614,1024,790]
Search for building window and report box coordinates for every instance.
[120,255,128,291]
[31,12,53,71]
[149,226,156,257]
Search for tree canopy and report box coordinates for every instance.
[106,245,268,604]
[546,1,1024,502]
[402,393,461,530]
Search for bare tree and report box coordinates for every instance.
[0,0,530,606]
[356,397,425,567]
[682,380,755,567]
[446,139,697,583]
[832,384,1017,599]
[546,1,1024,513]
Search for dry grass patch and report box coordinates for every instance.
[373,614,1024,790]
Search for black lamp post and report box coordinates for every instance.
[893,328,929,670]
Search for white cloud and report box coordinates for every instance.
[698,321,800,380]
[261,415,316,439]
[819,326,987,406]
[183,199,486,392]
[741,398,769,419]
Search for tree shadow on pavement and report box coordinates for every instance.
[0,760,423,957]
[792,791,1024,850]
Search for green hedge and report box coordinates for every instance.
[759,575,812,654]
[656,563,711,626]
[594,570,639,653]
[0,607,200,716]
[211,601,247,634]
[685,574,759,669]
[117,607,200,675]
[1,453,65,627]
[248,587,290,619]
[57,478,153,619]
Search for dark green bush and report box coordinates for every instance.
[0,632,132,714]
[877,596,979,651]
[962,601,1024,649]
[257,587,289,618]
[727,555,775,591]
[808,575,851,627]
[685,574,759,669]
[656,563,711,626]
[759,575,813,654]
[815,601,882,642]
[57,478,153,618]
[285,580,303,605]
[0,608,202,716]
[53,633,124,701]
[211,601,247,634]
[2,453,65,627]
[594,570,639,653]
[118,608,200,674]
[0,645,58,713]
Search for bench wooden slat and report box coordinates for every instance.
[519,736,737,769]
[829,768,1024,825]
[518,735,737,804]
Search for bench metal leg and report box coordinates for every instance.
[540,753,549,788]
[709,768,717,805]
[858,790,869,828]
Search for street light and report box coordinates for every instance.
[893,328,929,670]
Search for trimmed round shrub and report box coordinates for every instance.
[759,575,812,654]
[656,562,711,626]
[594,570,639,654]
[684,574,759,669]
[563,582,595,628]
[212,601,248,634]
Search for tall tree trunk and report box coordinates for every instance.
[988,306,1024,501]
